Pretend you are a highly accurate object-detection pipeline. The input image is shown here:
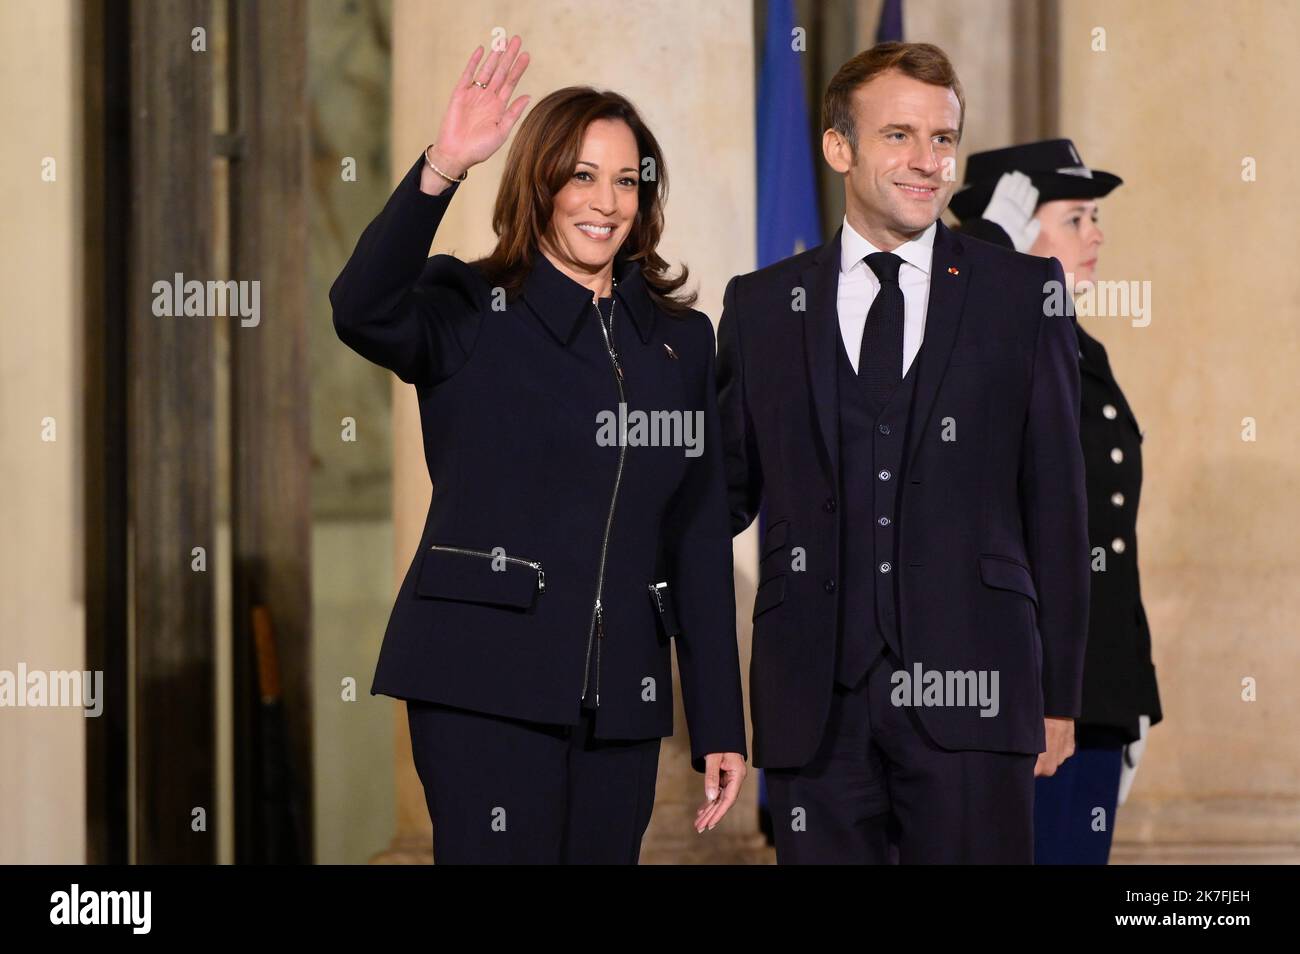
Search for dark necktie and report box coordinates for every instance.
[858,252,905,406]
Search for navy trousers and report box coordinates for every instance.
[1033,741,1124,864]
[405,699,661,864]
[764,650,1036,864]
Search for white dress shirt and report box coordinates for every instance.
[836,216,936,376]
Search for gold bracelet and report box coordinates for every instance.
[424,143,468,183]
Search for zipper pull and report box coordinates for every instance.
[536,566,546,594]
[594,599,605,708]
[595,601,604,708]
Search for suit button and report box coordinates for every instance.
[1111,491,1125,507]
[878,423,891,435]
[878,515,891,527]
[824,578,837,593]
[824,497,837,513]
[1110,447,1124,464]
[1111,537,1127,554]
[1103,404,1118,420]
[878,469,892,481]
[879,562,892,574]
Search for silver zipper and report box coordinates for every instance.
[427,544,545,593]
[580,290,627,708]
[649,581,667,614]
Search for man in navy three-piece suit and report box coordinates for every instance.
[717,41,1090,863]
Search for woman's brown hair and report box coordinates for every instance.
[472,86,696,313]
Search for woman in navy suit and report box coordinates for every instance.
[331,36,747,863]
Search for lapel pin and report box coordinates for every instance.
[948,266,960,275]
[663,343,678,360]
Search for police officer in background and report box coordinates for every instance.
[950,139,1163,864]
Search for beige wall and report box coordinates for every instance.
[1058,0,1299,855]
[0,0,85,864]
[902,0,1020,157]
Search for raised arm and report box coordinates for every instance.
[329,37,531,385]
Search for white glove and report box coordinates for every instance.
[1117,714,1151,806]
[980,171,1041,252]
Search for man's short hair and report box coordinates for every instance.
[823,41,966,151]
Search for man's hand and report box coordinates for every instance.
[981,171,1042,252]
[694,752,746,833]
[1034,717,1076,777]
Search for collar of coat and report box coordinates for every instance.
[1075,320,1111,380]
[521,249,656,346]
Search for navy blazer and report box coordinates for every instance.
[718,220,1090,769]
[331,153,747,771]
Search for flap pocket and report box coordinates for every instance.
[978,554,1038,607]
[648,582,681,639]
[761,518,789,558]
[417,545,545,609]
[752,575,787,621]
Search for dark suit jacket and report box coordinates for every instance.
[717,219,1089,769]
[331,153,747,771]
[959,218,1163,744]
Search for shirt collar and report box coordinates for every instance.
[839,215,936,277]
[522,251,654,346]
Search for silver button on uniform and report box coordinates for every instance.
[1111,447,1124,464]
[1111,492,1125,507]
[879,562,892,574]
[1103,404,1118,420]
[1111,537,1126,554]
[878,469,892,481]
